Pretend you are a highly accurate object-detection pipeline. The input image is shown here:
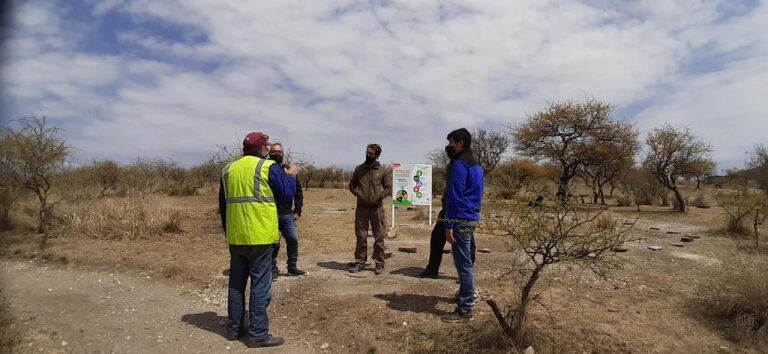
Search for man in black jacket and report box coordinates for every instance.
[268,143,306,280]
[348,143,391,275]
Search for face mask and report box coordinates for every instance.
[269,154,284,164]
[365,154,376,164]
[444,145,456,158]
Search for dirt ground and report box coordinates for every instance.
[1,188,766,353]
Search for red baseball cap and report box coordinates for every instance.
[243,132,270,150]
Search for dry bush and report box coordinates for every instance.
[690,191,715,208]
[0,187,19,231]
[411,207,429,221]
[616,194,633,207]
[716,189,758,235]
[161,211,185,233]
[56,197,172,240]
[0,300,22,352]
[482,195,635,345]
[697,257,768,344]
[595,212,616,229]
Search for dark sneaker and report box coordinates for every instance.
[224,328,245,341]
[374,265,384,275]
[418,270,439,279]
[272,270,279,282]
[441,309,473,324]
[242,334,284,348]
[287,268,307,276]
[348,264,364,273]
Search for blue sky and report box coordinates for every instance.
[2,0,767,171]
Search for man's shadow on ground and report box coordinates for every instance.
[181,312,229,338]
[374,292,454,316]
[316,261,352,271]
[389,267,458,281]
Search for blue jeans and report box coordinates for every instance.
[272,214,299,272]
[228,244,273,341]
[451,219,478,313]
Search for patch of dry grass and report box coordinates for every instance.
[697,256,768,344]
[0,299,22,352]
[56,197,175,240]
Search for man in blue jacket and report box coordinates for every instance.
[440,128,484,323]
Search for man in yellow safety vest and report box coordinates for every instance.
[219,131,297,348]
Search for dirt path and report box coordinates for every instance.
[0,259,311,353]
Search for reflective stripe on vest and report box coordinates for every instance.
[221,156,279,245]
[225,159,275,204]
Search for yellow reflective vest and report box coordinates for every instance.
[221,156,279,245]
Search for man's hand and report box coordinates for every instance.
[292,213,301,221]
[445,228,455,245]
[284,164,298,176]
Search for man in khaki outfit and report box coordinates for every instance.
[348,143,391,275]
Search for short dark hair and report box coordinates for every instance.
[446,128,472,149]
[367,143,382,157]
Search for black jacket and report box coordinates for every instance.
[278,172,303,216]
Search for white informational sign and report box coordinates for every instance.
[390,163,433,228]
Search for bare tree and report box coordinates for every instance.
[489,158,551,194]
[427,148,450,195]
[746,144,768,192]
[684,158,716,190]
[511,99,634,203]
[0,116,72,242]
[91,160,121,196]
[644,125,712,212]
[482,196,635,343]
[472,128,511,176]
[578,124,639,204]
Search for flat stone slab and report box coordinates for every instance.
[666,231,681,234]
[647,245,663,251]
[671,243,685,247]
[477,248,491,253]
[398,247,418,253]
[680,236,695,242]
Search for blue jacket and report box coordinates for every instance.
[219,161,296,231]
[444,150,484,228]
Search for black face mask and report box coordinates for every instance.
[444,145,456,158]
[365,154,376,164]
[269,154,284,165]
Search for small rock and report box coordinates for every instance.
[666,231,680,234]
[387,229,398,239]
[477,248,491,253]
[398,247,417,253]
[611,247,628,253]
[406,207,416,211]
[671,243,684,247]
[680,236,695,242]
[650,227,660,230]
[383,251,393,259]
[623,221,634,225]
[523,346,535,354]
[647,245,663,251]
[402,321,408,326]
[61,341,68,347]
[320,342,330,349]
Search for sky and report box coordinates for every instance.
[1,0,766,171]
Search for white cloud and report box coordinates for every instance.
[3,0,767,170]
